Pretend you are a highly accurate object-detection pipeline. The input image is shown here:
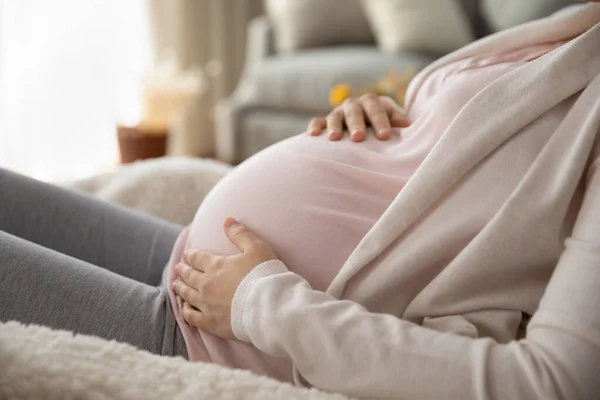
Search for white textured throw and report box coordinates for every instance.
[0,321,350,400]
[65,157,232,225]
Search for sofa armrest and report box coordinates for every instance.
[215,96,243,164]
[215,16,275,164]
[245,16,275,66]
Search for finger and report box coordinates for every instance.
[360,93,391,140]
[380,96,411,128]
[223,217,263,252]
[307,118,326,136]
[183,250,212,272]
[171,279,203,308]
[341,98,366,142]
[390,110,411,127]
[325,108,344,141]
[182,301,209,330]
[176,262,204,288]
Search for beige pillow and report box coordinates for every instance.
[265,0,374,53]
[361,0,475,55]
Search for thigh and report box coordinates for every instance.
[0,230,187,358]
[0,167,183,286]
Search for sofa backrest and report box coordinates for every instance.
[458,0,490,38]
[480,0,575,32]
[461,0,576,38]
[263,0,576,54]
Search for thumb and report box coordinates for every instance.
[223,217,261,252]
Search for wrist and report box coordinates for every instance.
[230,259,289,342]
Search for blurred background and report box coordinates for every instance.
[0,0,262,181]
[0,0,573,183]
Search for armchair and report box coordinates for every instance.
[216,0,573,164]
[215,16,435,164]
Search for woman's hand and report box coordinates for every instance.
[171,217,277,339]
[308,94,411,142]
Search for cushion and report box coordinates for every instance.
[241,46,436,113]
[361,0,476,55]
[265,0,374,53]
[65,157,231,225]
[482,0,574,32]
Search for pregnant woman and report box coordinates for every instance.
[1,3,600,399]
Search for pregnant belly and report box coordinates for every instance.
[177,132,406,381]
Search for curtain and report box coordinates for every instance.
[147,0,264,158]
[0,0,151,181]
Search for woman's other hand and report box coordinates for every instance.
[171,218,277,339]
[307,94,410,142]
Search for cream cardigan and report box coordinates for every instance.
[230,5,600,399]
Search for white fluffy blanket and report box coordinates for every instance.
[0,321,349,400]
[65,157,233,225]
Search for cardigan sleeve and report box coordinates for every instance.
[229,151,600,399]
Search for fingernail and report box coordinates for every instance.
[309,129,319,136]
[224,217,239,228]
[351,130,363,141]
[328,130,340,140]
[378,129,390,139]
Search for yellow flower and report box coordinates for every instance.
[329,84,352,107]
[396,88,408,107]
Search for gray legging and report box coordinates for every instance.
[0,167,188,358]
